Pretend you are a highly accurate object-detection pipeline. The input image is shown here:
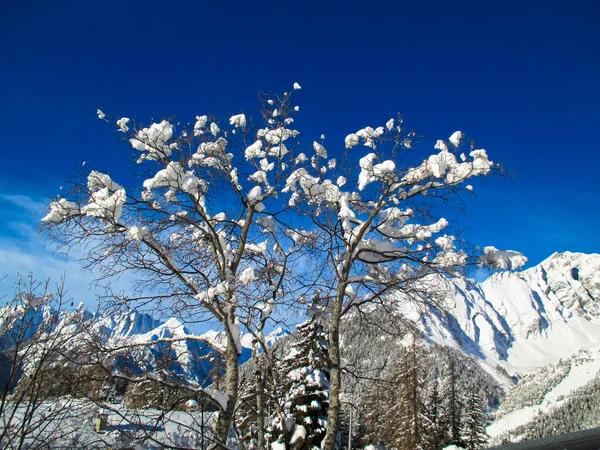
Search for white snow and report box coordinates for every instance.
[97,109,105,119]
[247,186,263,204]
[81,172,126,223]
[130,120,174,162]
[293,82,302,90]
[245,240,268,255]
[290,424,306,444]
[313,141,327,158]
[449,130,464,147]
[245,140,265,160]
[203,387,230,410]
[229,113,246,128]
[479,246,527,270]
[116,117,129,132]
[128,225,149,242]
[194,115,207,135]
[144,162,202,200]
[488,346,600,440]
[41,198,79,223]
[239,267,256,286]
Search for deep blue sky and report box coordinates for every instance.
[1,0,599,301]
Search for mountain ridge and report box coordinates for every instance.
[397,251,600,375]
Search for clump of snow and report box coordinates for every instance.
[194,115,207,135]
[130,120,174,162]
[285,229,317,247]
[449,130,464,147]
[194,281,229,304]
[357,154,397,190]
[245,140,265,160]
[345,133,359,149]
[245,240,268,255]
[143,161,203,201]
[128,225,149,242]
[289,424,306,445]
[239,267,256,286]
[247,186,263,204]
[203,387,229,411]
[229,114,246,128]
[97,109,105,119]
[42,198,79,223]
[258,300,275,321]
[81,172,126,223]
[479,246,527,270]
[293,82,302,90]
[116,117,129,132]
[313,141,327,159]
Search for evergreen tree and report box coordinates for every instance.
[390,335,426,450]
[270,318,330,449]
[440,355,464,448]
[422,377,446,450]
[462,388,488,449]
[361,381,394,447]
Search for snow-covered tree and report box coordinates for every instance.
[41,88,307,446]
[392,335,425,450]
[422,376,447,450]
[361,379,393,447]
[41,83,525,447]
[462,388,488,449]
[440,355,464,448]
[282,112,526,448]
[0,275,96,449]
[269,318,330,449]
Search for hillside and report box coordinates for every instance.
[397,252,600,375]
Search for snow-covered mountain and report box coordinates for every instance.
[0,305,285,387]
[401,251,600,375]
[487,345,600,443]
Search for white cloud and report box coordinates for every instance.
[0,194,48,216]
[0,193,136,307]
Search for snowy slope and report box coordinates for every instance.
[401,252,600,375]
[487,346,600,443]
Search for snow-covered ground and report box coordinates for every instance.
[487,345,600,442]
[0,399,215,449]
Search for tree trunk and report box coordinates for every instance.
[212,331,240,448]
[322,283,346,450]
[253,344,266,450]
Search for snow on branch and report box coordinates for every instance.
[143,161,205,202]
[479,246,527,270]
[203,387,230,411]
[41,198,79,223]
[130,120,174,163]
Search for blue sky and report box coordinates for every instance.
[1,0,599,304]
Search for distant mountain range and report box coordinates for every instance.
[0,303,287,387]
[4,251,600,441]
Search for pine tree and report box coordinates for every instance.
[462,388,488,450]
[270,318,330,449]
[440,355,464,448]
[422,377,446,450]
[361,381,394,447]
[392,335,424,450]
